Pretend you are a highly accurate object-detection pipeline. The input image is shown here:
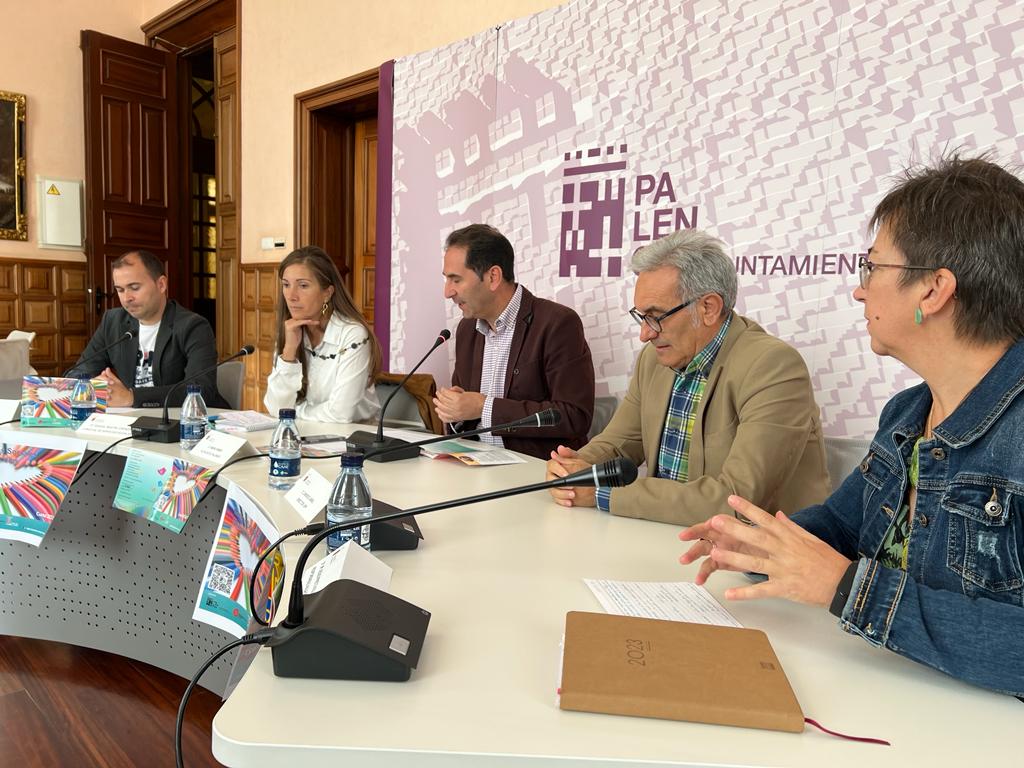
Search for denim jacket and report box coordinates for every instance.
[791,339,1024,696]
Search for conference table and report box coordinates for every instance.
[0,413,1019,767]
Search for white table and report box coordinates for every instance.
[211,431,1023,768]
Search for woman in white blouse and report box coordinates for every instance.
[263,246,381,423]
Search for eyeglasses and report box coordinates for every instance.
[858,257,936,289]
[628,297,697,333]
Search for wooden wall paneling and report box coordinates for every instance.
[0,259,88,375]
[240,264,280,411]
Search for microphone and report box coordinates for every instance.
[61,330,135,378]
[360,407,561,461]
[347,329,451,462]
[268,455,638,681]
[132,345,255,443]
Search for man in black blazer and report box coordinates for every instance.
[67,250,226,408]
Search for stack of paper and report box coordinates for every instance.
[213,410,280,433]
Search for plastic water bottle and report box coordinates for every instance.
[179,383,208,449]
[326,452,373,552]
[268,408,301,489]
[70,377,96,426]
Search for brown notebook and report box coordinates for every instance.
[559,611,804,733]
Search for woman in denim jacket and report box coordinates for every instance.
[681,154,1024,696]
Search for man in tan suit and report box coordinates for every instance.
[546,229,830,525]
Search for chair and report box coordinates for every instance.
[588,395,619,440]
[374,372,444,434]
[823,435,872,492]
[0,337,32,379]
[217,360,245,411]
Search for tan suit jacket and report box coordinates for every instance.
[579,313,830,525]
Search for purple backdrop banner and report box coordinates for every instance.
[390,0,1024,438]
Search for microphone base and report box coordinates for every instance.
[346,430,421,462]
[131,417,180,443]
[268,579,430,681]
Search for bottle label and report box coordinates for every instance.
[269,456,300,477]
[71,405,95,422]
[327,523,371,552]
[180,422,207,443]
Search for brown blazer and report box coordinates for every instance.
[452,286,595,459]
[579,313,830,525]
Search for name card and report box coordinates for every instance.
[301,540,392,595]
[188,429,250,465]
[75,412,137,438]
[0,399,20,423]
[285,468,334,523]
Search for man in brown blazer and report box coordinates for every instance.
[546,229,830,525]
[434,224,595,459]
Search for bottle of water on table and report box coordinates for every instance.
[268,408,301,489]
[179,383,208,449]
[70,377,96,427]
[326,452,373,552]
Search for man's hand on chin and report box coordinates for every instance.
[99,368,133,407]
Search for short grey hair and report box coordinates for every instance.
[630,229,737,311]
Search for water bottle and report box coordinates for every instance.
[268,408,301,489]
[70,377,96,426]
[326,452,373,552]
[179,383,208,449]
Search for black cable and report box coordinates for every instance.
[0,418,20,427]
[247,523,324,626]
[175,629,274,768]
[70,435,135,486]
[191,451,270,509]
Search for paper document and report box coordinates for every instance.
[421,438,526,466]
[584,579,741,627]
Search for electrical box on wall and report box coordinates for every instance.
[37,177,83,249]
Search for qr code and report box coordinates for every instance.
[208,563,235,596]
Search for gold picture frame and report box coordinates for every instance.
[0,90,26,241]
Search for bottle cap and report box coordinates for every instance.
[186,383,201,394]
[279,408,296,419]
[340,451,365,468]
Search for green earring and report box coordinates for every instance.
[914,307,923,325]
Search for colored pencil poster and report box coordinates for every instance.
[112,448,213,533]
[0,429,87,546]
[193,481,285,637]
[19,376,109,428]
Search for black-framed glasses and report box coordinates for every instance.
[628,297,697,333]
[858,257,937,289]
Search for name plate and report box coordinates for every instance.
[189,429,250,465]
[285,468,334,523]
[0,399,20,423]
[75,412,137,438]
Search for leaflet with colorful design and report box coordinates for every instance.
[112,448,213,533]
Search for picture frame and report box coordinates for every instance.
[0,90,27,241]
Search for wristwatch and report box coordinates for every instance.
[829,560,860,619]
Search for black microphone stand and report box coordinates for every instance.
[346,329,450,462]
[132,346,254,443]
[61,330,135,378]
[268,456,636,680]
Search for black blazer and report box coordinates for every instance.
[68,300,226,408]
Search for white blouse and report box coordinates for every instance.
[263,313,380,424]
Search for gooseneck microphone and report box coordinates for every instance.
[61,330,135,378]
[274,456,638,671]
[361,407,561,461]
[132,345,255,443]
[346,329,451,462]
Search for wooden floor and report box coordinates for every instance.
[0,634,223,767]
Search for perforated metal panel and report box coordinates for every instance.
[0,451,237,695]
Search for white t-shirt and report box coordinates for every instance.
[135,321,160,388]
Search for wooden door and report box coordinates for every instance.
[352,117,377,325]
[214,26,239,357]
[81,30,180,326]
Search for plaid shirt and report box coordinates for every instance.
[475,284,523,447]
[596,314,732,512]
